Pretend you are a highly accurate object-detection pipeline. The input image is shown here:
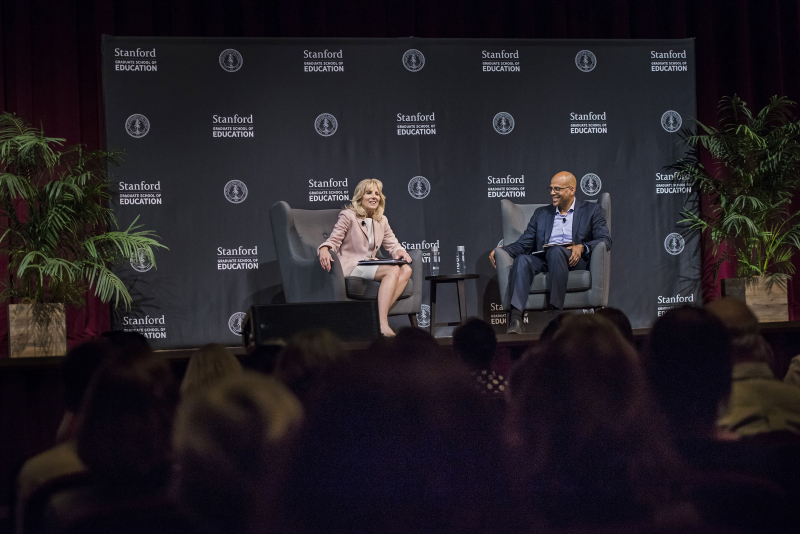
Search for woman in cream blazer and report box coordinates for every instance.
[318,179,412,337]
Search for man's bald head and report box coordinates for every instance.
[551,171,576,188]
[550,171,577,211]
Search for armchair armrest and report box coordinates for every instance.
[586,242,610,308]
[281,249,347,303]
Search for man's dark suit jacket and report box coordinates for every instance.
[502,199,612,260]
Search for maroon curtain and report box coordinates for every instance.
[2,0,798,354]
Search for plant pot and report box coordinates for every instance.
[8,303,67,358]
[720,277,789,323]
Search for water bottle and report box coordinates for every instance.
[430,244,440,276]
[456,246,466,274]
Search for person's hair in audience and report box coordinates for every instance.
[180,343,242,398]
[646,306,732,437]
[274,329,348,402]
[391,325,441,359]
[453,318,497,370]
[538,311,571,343]
[285,354,512,534]
[706,298,774,366]
[507,314,690,529]
[57,341,111,442]
[174,373,303,534]
[75,346,179,482]
[596,306,635,346]
[453,318,507,399]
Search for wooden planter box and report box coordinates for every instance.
[721,277,789,323]
[8,303,67,358]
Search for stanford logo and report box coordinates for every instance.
[402,49,425,72]
[228,312,247,335]
[219,49,243,72]
[664,232,685,255]
[661,110,682,132]
[130,247,153,273]
[575,50,597,72]
[125,114,150,138]
[408,176,431,200]
[224,180,248,204]
[493,112,514,134]
[314,113,338,136]
[417,304,431,328]
[580,173,602,196]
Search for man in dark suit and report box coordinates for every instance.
[489,171,611,334]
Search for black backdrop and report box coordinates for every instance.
[102,36,697,348]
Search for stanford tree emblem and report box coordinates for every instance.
[402,49,425,72]
[125,114,150,138]
[224,180,248,204]
[661,111,682,132]
[219,49,243,72]
[408,176,431,199]
[664,232,685,255]
[575,50,597,72]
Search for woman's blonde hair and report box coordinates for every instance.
[181,343,243,398]
[346,179,386,222]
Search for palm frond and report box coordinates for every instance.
[0,113,164,308]
[674,95,800,282]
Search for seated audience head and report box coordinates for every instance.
[175,373,303,534]
[647,306,732,437]
[453,318,497,370]
[539,311,571,343]
[75,346,179,482]
[58,341,111,441]
[274,328,348,402]
[596,307,635,346]
[706,297,772,365]
[391,325,441,360]
[180,343,242,398]
[286,355,508,534]
[507,314,685,528]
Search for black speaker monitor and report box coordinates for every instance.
[242,301,380,346]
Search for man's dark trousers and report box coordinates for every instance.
[508,245,586,311]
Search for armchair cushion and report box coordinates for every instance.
[530,271,591,294]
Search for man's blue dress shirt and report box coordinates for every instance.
[549,199,575,245]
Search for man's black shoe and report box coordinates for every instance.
[507,311,524,334]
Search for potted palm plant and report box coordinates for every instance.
[672,95,800,322]
[0,112,166,357]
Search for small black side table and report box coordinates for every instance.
[424,273,479,335]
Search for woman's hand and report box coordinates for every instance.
[319,247,334,272]
[394,250,412,263]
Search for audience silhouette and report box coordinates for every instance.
[13,301,800,534]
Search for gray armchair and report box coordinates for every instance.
[269,201,423,325]
[494,193,611,311]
